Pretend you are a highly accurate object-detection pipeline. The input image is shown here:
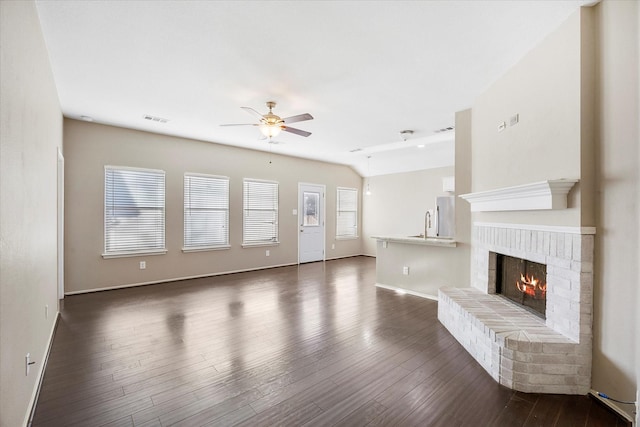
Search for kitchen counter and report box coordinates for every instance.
[372,234,466,300]
[372,235,457,248]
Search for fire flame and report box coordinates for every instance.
[516,273,547,298]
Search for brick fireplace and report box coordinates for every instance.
[438,222,595,394]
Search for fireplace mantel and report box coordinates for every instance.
[459,179,578,212]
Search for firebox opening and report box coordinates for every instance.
[495,253,547,318]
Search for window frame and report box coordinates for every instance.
[242,178,280,247]
[336,187,359,240]
[102,165,167,259]
[182,173,231,253]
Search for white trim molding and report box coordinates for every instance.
[473,222,596,235]
[459,179,578,212]
[375,283,439,301]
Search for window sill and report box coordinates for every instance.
[242,241,280,248]
[336,236,359,241]
[182,245,231,253]
[102,249,167,259]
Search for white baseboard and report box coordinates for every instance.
[64,262,301,295]
[65,255,373,296]
[375,283,439,301]
[25,312,59,427]
[325,253,371,261]
[589,389,636,425]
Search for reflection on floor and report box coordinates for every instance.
[33,256,628,426]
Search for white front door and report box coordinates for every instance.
[298,183,325,263]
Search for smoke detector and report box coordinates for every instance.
[400,130,414,141]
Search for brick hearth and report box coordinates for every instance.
[438,223,594,394]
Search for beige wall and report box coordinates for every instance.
[454,108,472,285]
[64,120,362,293]
[591,0,638,421]
[0,1,63,426]
[470,2,638,420]
[361,166,454,256]
[363,108,472,296]
[472,10,583,227]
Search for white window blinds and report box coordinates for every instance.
[243,179,279,245]
[104,166,165,256]
[184,174,230,250]
[336,187,358,238]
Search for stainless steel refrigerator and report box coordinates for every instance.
[436,196,455,238]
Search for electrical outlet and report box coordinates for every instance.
[331,243,335,250]
[510,113,519,126]
[45,305,48,319]
[403,266,410,275]
[139,261,146,270]
[265,250,270,257]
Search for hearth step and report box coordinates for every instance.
[438,287,591,394]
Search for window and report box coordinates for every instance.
[184,173,230,251]
[104,166,166,258]
[336,187,358,239]
[243,179,279,246]
[303,191,320,226]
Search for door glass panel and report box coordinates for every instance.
[303,192,320,226]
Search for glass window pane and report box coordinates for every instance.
[303,191,320,226]
[184,174,229,248]
[243,179,279,244]
[336,187,358,238]
[105,166,165,254]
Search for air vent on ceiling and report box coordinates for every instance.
[434,126,454,133]
[143,115,169,123]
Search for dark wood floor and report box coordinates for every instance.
[33,256,628,427]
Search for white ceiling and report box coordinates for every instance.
[34,0,591,177]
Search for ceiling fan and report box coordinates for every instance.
[221,101,313,139]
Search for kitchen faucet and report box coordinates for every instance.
[425,210,432,238]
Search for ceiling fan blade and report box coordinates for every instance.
[220,123,259,126]
[241,106,265,120]
[282,113,313,124]
[282,126,312,137]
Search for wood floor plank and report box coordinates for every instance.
[523,393,564,427]
[488,393,538,427]
[202,404,257,427]
[161,388,262,426]
[31,257,629,427]
[249,377,335,414]
[237,401,324,427]
[130,391,199,425]
[388,355,486,426]
[305,366,412,426]
[436,370,514,426]
[33,384,125,421]
[333,399,388,427]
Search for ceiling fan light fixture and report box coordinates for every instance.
[221,101,312,139]
[259,123,282,138]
